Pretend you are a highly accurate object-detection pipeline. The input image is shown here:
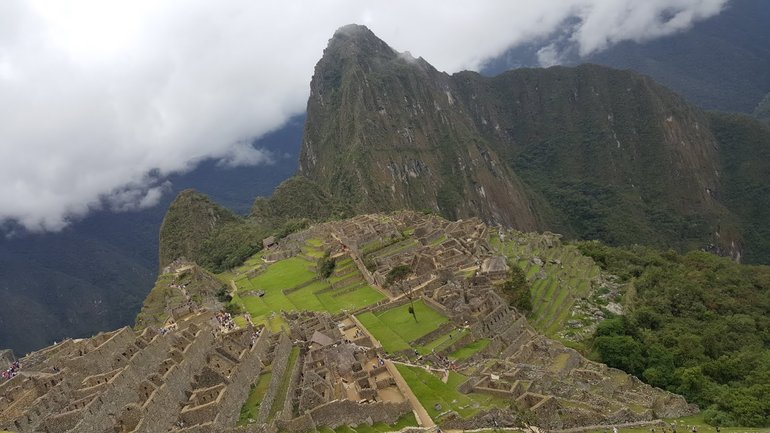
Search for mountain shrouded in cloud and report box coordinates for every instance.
[0,0,729,231]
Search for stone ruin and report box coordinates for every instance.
[1,211,698,433]
[323,211,697,429]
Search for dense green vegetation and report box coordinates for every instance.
[709,112,770,264]
[160,177,350,275]
[578,242,770,427]
[498,264,532,313]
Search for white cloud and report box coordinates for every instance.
[0,0,729,231]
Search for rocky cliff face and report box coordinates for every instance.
[299,24,770,261]
[300,25,539,230]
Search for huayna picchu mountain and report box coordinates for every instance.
[299,24,770,263]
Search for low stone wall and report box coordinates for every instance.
[370,297,410,314]
[305,399,411,430]
[420,295,451,318]
[68,328,174,433]
[410,322,454,347]
[436,332,474,357]
[211,335,269,428]
[137,327,215,433]
[275,413,315,433]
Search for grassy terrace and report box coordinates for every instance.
[227,242,385,326]
[395,365,507,419]
[238,371,273,425]
[269,346,300,420]
[357,300,449,353]
[449,338,490,361]
[490,233,600,338]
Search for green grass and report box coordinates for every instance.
[449,339,490,361]
[357,300,450,353]
[231,255,384,322]
[356,312,411,352]
[245,257,315,291]
[418,328,469,353]
[374,300,449,343]
[395,365,507,419]
[238,371,273,425]
[269,346,300,420]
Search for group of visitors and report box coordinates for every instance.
[215,311,235,332]
[1,360,21,380]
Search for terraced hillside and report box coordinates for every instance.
[490,230,606,342]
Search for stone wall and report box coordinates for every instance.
[67,330,173,433]
[257,333,293,423]
[211,332,270,428]
[420,296,451,318]
[279,349,304,420]
[133,327,215,433]
[305,399,411,430]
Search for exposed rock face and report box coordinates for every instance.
[300,25,539,231]
[299,24,770,262]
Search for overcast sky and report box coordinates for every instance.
[0,0,729,232]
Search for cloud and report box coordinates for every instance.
[0,0,729,231]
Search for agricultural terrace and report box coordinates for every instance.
[395,365,508,419]
[490,230,600,337]
[356,300,451,354]
[225,239,386,328]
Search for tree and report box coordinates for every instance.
[317,251,336,278]
[386,265,417,322]
[499,264,532,313]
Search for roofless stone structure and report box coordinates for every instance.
[1,211,696,433]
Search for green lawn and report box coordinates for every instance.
[418,328,469,353]
[374,300,449,343]
[395,365,506,419]
[244,257,315,291]
[356,312,411,352]
[356,300,449,353]
[238,371,273,425]
[449,339,490,361]
[231,256,384,323]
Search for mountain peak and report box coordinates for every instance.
[320,23,397,67]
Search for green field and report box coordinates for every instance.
[229,252,385,326]
[357,300,449,353]
[449,338,490,360]
[395,365,506,419]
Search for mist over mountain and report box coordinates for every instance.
[485,0,770,114]
[0,120,302,353]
